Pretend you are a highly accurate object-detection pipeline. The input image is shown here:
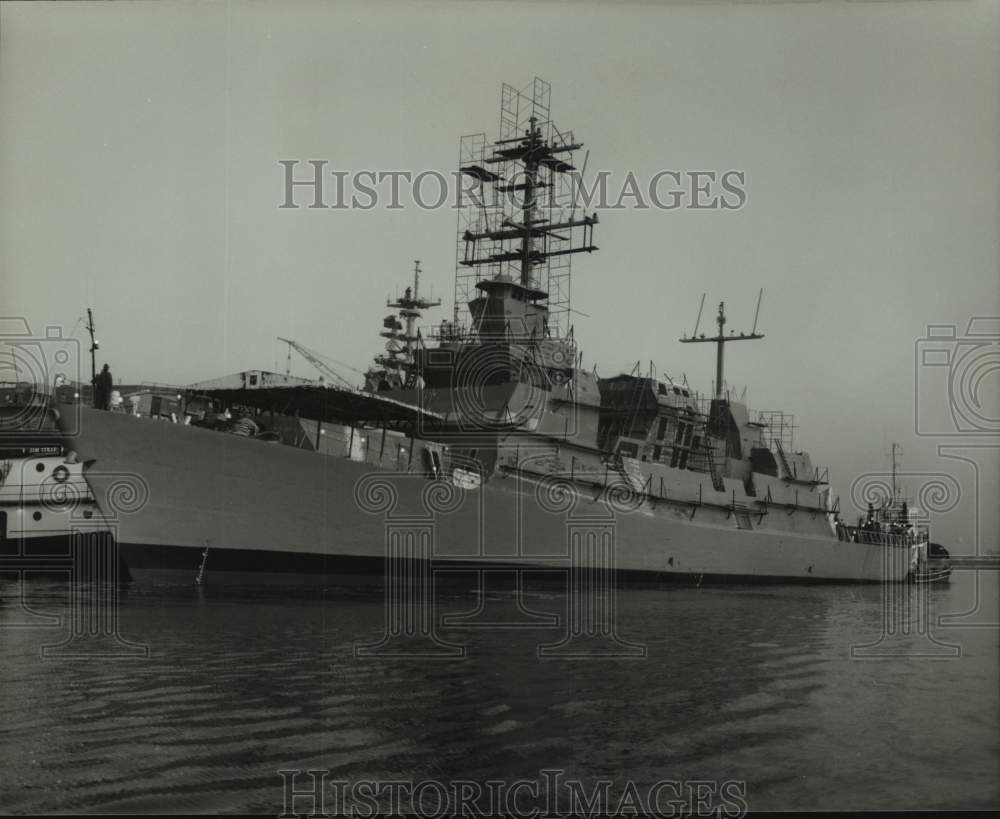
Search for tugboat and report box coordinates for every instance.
[0,380,119,579]
[44,78,932,585]
[848,444,951,584]
[918,542,953,584]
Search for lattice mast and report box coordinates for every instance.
[454,78,598,338]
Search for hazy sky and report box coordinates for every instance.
[1,0,997,548]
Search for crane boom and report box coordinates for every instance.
[276,337,358,389]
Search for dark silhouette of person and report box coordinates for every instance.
[94,363,113,410]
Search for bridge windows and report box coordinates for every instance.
[668,423,698,471]
[674,420,696,447]
[617,441,639,459]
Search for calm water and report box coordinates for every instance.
[1,570,997,813]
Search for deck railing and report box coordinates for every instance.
[837,523,928,547]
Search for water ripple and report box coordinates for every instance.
[1,574,996,812]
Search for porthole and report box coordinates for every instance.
[32,511,42,522]
[35,463,45,473]
[52,465,70,483]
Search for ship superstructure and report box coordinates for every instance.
[375,82,835,539]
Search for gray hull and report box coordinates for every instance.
[61,407,916,584]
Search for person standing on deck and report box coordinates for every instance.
[93,363,113,410]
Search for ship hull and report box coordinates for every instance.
[59,407,917,585]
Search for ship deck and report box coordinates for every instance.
[185,382,443,427]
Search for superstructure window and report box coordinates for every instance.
[618,442,638,459]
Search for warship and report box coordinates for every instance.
[16,79,930,584]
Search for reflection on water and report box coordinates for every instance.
[1,572,997,812]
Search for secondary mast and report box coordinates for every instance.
[364,260,442,391]
[680,291,764,400]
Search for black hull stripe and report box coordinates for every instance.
[118,542,881,586]
[2,535,899,586]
